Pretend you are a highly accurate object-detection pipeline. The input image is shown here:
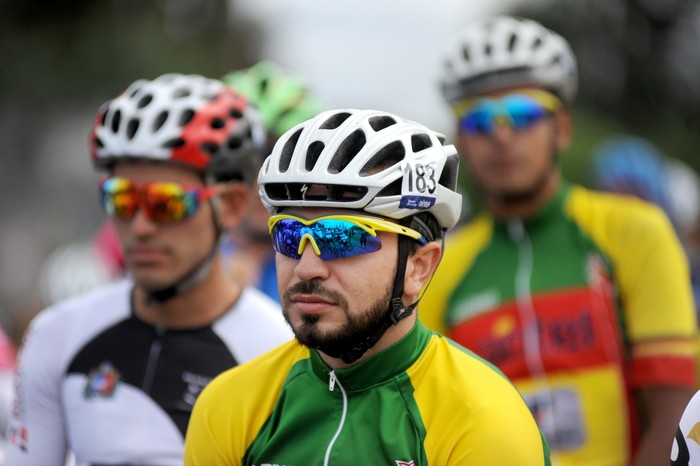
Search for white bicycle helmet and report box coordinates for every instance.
[90,73,265,183]
[258,108,462,231]
[440,16,578,107]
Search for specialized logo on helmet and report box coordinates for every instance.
[84,361,121,399]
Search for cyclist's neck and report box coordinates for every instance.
[132,260,242,329]
[319,314,417,370]
[486,170,561,221]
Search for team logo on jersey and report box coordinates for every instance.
[7,420,28,451]
[586,253,612,289]
[177,371,212,411]
[84,361,120,399]
[396,461,415,466]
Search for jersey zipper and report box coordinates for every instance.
[324,370,347,466]
[508,220,558,437]
[142,325,165,394]
[508,220,546,378]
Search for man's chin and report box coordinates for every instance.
[134,276,176,294]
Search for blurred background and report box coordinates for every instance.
[1,0,699,344]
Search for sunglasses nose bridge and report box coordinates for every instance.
[123,190,158,225]
[297,232,322,257]
[128,203,160,232]
[127,191,152,221]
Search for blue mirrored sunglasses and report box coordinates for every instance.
[268,214,426,261]
[457,90,562,135]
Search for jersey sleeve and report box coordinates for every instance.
[569,188,698,389]
[415,337,550,465]
[5,309,70,465]
[185,341,302,466]
[184,367,246,466]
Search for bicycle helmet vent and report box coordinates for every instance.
[90,73,265,182]
[440,16,578,106]
[258,109,462,230]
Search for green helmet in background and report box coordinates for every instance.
[222,61,323,140]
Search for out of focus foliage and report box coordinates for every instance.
[510,0,700,180]
[0,0,262,104]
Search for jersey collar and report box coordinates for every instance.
[308,320,433,392]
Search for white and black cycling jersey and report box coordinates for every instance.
[6,278,292,466]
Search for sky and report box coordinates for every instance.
[230,0,519,136]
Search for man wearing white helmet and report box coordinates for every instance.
[6,73,292,465]
[185,109,551,464]
[421,15,697,466]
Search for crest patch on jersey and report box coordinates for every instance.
[84,361,120,399]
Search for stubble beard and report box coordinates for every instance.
[282,279,393,358]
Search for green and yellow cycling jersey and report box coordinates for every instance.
[421,182,698,466]
[184,321,551,465]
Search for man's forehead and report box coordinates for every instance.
[280,207,365,219]
[471,85,547,99]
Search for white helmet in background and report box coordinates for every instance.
[439,15,578,107]
[38,241,116,306]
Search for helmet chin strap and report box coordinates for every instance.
[143,198,223,305]
[331,217,433,364]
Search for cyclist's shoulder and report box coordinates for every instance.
[568,183,668,220]
[214,286,292,349]
[233,286,283,318]
[418,335,544,441]
[567,184,674,242]
[423,334,523,396]
[18,280,132,379]
[442,213,493,257]
[200,339,306,402]
[32,278,131,330]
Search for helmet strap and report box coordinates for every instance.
[144,241,219,305]
[336,218,420,364]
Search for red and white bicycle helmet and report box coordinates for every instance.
[258,108,462,231]
[439,15,578,107]
[90,73,265,183]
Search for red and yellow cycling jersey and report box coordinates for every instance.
[421,182,698,465]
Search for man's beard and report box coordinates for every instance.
[282,279,392,358]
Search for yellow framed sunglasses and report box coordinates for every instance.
[268,214,426,260]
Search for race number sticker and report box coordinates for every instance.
[399,161,438,210]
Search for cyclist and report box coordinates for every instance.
[184,108,551,465]
[220,61,324,301]
[421,15,698,466]
[6,73,292,465]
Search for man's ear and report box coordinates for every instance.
[403,242,442,302]
[217,183,249,231]
[554,109,573,152]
